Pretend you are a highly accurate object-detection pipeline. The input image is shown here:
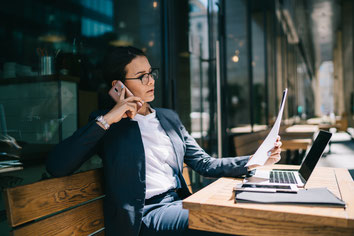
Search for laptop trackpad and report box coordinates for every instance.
[245,170,270,183]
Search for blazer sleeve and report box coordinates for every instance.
[174,114,250,178]
[46,114,106,177]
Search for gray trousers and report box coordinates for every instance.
[139,190,234,236]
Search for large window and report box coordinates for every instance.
[0,2,163,233]
[251,1,267,125]
[0,0,163,150]
[225,0,250,128]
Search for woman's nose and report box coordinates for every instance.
[147,75,155,85]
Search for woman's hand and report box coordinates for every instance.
[264,135,282,166]
[102,87,144,125]
[247,136,282,171]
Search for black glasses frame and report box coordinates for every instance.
[125,68,159,85]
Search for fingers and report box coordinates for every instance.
[271,144,282,153]
[125,96,144,105]
[266,151,281,165]
[120,86,126,100]
[127,102,138,113]
[274,140,282,148]
[247,164,260,171]
[268,143,282,157]
[265,138,282,166]
[269,143,282,154]
[125,102,138,118]
[270,148,281,156]
[125,97,143,118]
[269,156,281,165]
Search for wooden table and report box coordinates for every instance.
[258,139,312,151]
[280,125,319,139]
[183,165,354,235]
[318,123,341,131]
[281,139,312,150]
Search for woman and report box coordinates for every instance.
[46,46,282,236]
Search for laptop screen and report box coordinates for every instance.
[298,130,332,181]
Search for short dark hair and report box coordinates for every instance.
[103,46,146,85]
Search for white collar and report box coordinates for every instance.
[133,108,156,122]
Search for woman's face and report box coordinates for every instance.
[113,56,155,103]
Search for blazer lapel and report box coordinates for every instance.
[155,110,183,174]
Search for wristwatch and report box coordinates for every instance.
[246,169,256,177]
[95,115,110,130]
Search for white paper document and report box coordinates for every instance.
[245,88,288,167]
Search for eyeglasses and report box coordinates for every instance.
[125,68,159,85]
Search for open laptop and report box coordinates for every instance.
[244,130,332,188]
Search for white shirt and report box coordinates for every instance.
[133,109,178,199]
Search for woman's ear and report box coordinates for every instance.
[111,80,118,87]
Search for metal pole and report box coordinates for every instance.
[199,42,204,147]
[216,40,222,158]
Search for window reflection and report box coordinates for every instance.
[0,0,162,153]
[251,3,266,125]
[226,0,250,128]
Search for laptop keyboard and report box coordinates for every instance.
[270,171,297,184]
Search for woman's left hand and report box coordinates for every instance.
[247,136,282,170]
[264,135,282,166]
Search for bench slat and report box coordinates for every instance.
[233,130,269,147]
[183,163,192,193]
[233,130,269,156]
[234,143,258,156]
[4,169,104,227]
[12,198,104,236]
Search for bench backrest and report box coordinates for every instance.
[233,129,270,156]
[3,168,105,236]
[183,163,192,193]
[3,165,192,235]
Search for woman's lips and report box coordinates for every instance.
[147,89,154,93]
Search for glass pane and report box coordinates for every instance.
[113,0,163,107]
[251,1,266,125]
[188,0,218,155]
[266,7,277,123]
[189,0,210,142]
[0,0,163,152]
[225,0,250,130]
[188,0,220,189]
[287,44,296,118]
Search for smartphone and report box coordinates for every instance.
[234,183,298,193]
[108,80,143,116]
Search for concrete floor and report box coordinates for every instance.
[317,131,354,180]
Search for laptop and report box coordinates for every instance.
[244,130,332,188]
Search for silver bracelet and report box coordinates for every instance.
[95,115,110,130]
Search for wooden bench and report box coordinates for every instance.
[3,168,105,236]
[233,129,270,156]
[3,165,192,235]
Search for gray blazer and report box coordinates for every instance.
[46,108,250,236]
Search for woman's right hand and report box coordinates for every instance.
[102,87,144,125]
